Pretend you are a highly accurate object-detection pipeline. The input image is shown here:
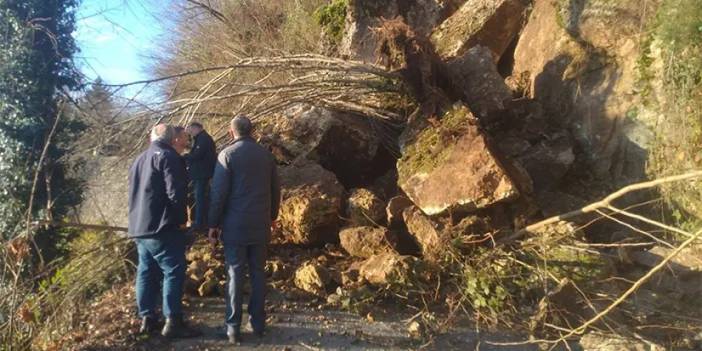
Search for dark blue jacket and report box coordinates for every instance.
[128,140,188,237]
[185,130,217,180]
[208,137,281,245]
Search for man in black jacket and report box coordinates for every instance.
[128,123,199,338]
[185,122,217,231]
[208,116,281,344]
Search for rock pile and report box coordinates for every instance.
[249,0,593,291]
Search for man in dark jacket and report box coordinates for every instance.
[128,123,199,338]
[208,116,281,344]
[185,122,217,230]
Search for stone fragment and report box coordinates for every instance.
[294,262,332,295]
[444,45,513,122]
[278,162,344,245]
[402,206,443,262]
[397,104,519,216]
[346,188,386,226]
[386,196,414,229]
[359,253,423,286]
[339,226,398,258]
[431,0,528,60]
[579,333,665,351]
[265,259,291,281]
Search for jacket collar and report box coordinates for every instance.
[232,135,254,144]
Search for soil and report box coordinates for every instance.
[65,282,540,351]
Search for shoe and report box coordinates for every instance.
[161,316,202,339]
[139,316,158,334]
[227,330,242,345]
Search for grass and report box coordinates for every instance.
[1,229,134,350]
[639,0,702,228]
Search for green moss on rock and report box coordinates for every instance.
[398,105,473,181]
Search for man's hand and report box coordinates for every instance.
[208,228,221,247]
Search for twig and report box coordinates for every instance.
[551,228,702,344]
[501,171,702,244]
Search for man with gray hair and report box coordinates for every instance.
[208,115,281,344]
[128,123,199,338]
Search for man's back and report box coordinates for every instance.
[208,137,280,245]
[187,130,217,179]
[128,140,187,237]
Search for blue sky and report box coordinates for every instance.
[74,0,164,92]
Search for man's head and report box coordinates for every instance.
[150,123,176,144]
[229,115,252,139]
[186,121,204,137]
[172,126,190,154]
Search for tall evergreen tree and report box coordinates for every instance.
[0,0,82,239]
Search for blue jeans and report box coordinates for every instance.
[134,232,186,319]
[224,244,267,332]
[192,178,209,228]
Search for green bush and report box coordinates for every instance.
[314,0,348,44]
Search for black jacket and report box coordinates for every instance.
[208,137,281,245]
[128,140,188,237]
[185,130,217,180]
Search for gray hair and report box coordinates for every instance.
[150,123,176,143]
[231,115,252,136]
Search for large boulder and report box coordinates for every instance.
[259,105,392,187]
[278,162,344,245]
[346,188,386,226]
[445,45,513,123]
[359,253,424,286]
[339,0,451,63]
[512,0,655,181]
[397,104,520,216]
[430,0,529,60]
[339,226,398,258]
[402,206,443,262]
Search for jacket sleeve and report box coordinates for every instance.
[270,160,281,221]
[208,150,231,228]
[162,153,188,225]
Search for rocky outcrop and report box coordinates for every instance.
[444,45,513,122]
[512,0,654,181]
[402,206,443,262]
[397,104,519,216]
[359,253,424,286]
[278,162,344,245]
[431,0,529,60]
[339,226,398,258]
[346,188,385,226]
[260,105,392,187]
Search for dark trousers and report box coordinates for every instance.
[134,232,186,319]
[192,178,209,228]
[223,243,267,332]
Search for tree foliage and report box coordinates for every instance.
[0,0,82,238]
